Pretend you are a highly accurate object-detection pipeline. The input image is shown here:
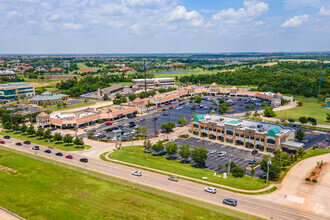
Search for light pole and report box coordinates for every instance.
[228,157,231,176]
[143,58,147,99]
[266,158,272,185]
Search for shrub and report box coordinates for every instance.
[305,178,310,181]
[311,171,316,176]
[312,179,318,183]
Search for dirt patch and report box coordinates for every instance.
[32,82,59,88]
[78,67,95,73]
[0,165,18,175]
[307,162,327,182]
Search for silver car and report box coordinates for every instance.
[132,171,142,176]
[168,176,178,182]
[204,187,217,194]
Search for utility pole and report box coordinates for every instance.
[228,157,231,176]
[266,158,272,185]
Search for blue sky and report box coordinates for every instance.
[0,0,329,54]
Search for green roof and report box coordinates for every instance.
[267,127,281,137]
[193,115,204,122]
[226,120,240,125]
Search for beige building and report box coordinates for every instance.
[132,78,175,89]
[36,112,50,128]
[30,92,69,106]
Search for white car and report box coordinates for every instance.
[111,137,116,141]
[204,187,217,194]
[124,123,129,127]
[131,131,135,134]
[210,150,217,154]
[132,171,142,176]
[218,151,227,157]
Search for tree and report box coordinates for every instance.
[194,95,202,103]
[63,134,73,145]
[251,167,255,177]
[210,110,216,114]
[191,147,208,167]
[327,113,330,121]
[53,133,62,142]
[297,100,303,107]
[261,102,266,107]
[139,126,147,136]
[36,127,45,137]
[103,94,109,101]
[27,124,35,135]
[160,122,175,132]
[263,107,276,117]
[260,155,281,181]
[143,139,152,151]
[250,104,255,109]
[87,130,95,136]
[3,121,12,130]
[115,93,122,99]
[43,129,52,140]
[179,143,191,163]
[245,105,250,109]
[297,148,305,157]
[12,122,20,131]
[165,141,178,158]
[296,129,305,141]
[152,141,164,154]
[177,117,187,125]
[20,123,27,133]
[73,137,84,145]
[62,102,67,107]
[299,116,308,124]
[231,166,245,177]
[129,94,137,101]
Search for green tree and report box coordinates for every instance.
[115,93,122,99]
[27,124,35,135]
[251,167,255,177]
[210,110,216,114]
[43,128,52,140]
[103,94,109,101]
[53,133,62,142]
[160,122,175,132]
[263,107,276,117]
[191,147,208,167]
[231,166,245,177]
[62,102,67,107]
[327,113,330,121]
[3,121,12,130]
[73,137,84,145]
[20,123,28,133]
[250,104,255,109]
[165,141,178,158]
[129,94,137,101]
[179,143,191,163]
[299,116,308,124]
[63,134,73,145]
[261,102,266,107]
[260,155,281,181]
[36,127,45,137]
[297,100,303,107]
[152,141,164,154]
[143,139,152,151]
[245,105,250,109]
[296,129,306,141]
[194,95,202,103]
[87,130,95,136]
[12,122,20,131]
[297,148,305,157]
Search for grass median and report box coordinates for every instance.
[107,145,267,190]
[0,147,262,220]
[0,130,91,151]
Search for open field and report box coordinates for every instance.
[277,59,319,63]
[0,148,253,220]
[31,81,60,88]
[78,67,96,73]
[0,130,91,151]
[45,101,94,111]
[275,96,329,124]
[108,145,267,190]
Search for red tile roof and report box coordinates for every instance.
[210,82,218,87]
[256,93,274,100]
[36,112,49,118]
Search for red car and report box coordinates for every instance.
[0,141,5,144]
[209,107,213,109]
[105,122,112,125]
[157,105,161,108]
[169,106,173,109]
[238,104,244,106]
[231,103,235,105]
[66,155,73,159]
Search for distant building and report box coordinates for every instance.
[30,91,69,106]
[62,61,70,68]
[132,78,175,89]
[0,70,15,79]
[0,83,35,100]
[119,66,135,72]
[50,68,62,72]
[36,112,50,128]
[95,84,124,97]
[172,63,185,67]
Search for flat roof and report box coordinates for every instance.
[281,141,304,148]
[0,83,33,88]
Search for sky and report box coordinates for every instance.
[0,0,330,54]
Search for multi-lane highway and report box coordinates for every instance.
[1,137,328,220]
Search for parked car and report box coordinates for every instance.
[3,136,10,139]
[80,158,88,163]
[251,149,258,155]
[238,104,244,106]
[223,199,237,206]
[132,171,142,176]
[44,149,51,153]
[191,107,195,110]
[248,159,256,164]
[231,103,235,105]
[15,142,22,146]
[204,187,217,194]
[168,176,178,182]
[217,151,227,157]
[23,140,31,145]
[66,155,73,159]
[55,152,63,156]
[32,146,39,150]
[157,105,161,108]
[0,141,5,144]
[169,106,173,109]
[158,151,166,156]
[210,150,217,154]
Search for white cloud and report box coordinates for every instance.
[167,6,203,27]
[213,0,268,24]
[126,0,168,8]
[63,23,83,30]
[281,14,309,28]
[129,24,140,34]
[49,14,59,21]
[319,6,330,16]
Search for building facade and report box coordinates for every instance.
[0,83,35,100]
[0,70,16,79]
[30,91,69,106]
[191,114,301,153]
[132,78,175,89]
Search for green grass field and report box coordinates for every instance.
[0,148,260,220]
[275,96,330,124]
[47,101,94,111]
[0,130,91,151]
[108,145,267,190]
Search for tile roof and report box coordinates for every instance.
[36,112,49,118]
[256,93,274,100]
[210,82,218,87]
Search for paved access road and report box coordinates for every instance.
[1,138,328,220]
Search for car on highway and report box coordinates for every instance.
[204,187,216,194]
[0,141,5,144]
[15,142,22,146]
[80,158,88,163]
[168,176,178,182]
[223,199,237,206]
[132,171,142,176]
[23,140,31,145]
[44,149,51,153]
[251,149,258,155]
[55,152,63,156]
[32,146,39,150]
[248,159,256,164]
[66,155,73,159]
[217,151,227,157]
[210,150,217,154]
[3,136,10,139]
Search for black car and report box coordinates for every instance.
[44,149,51,153]
[129,124,136,128]
[118,125,123,129]
[55,152,63,156]
[251,149,258,155]
[158,151,166,156]
[23,140,31,145]
[51,127,57,131]
[3,136,10,139]
[15,142,22,146]
[80,158,88,163]
[191,107,195,110]
[162,113,168,116]
[248,159,256,164]
[223,199,237,206]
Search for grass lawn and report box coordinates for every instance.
[0,130,91,151]
[108,145,267,190]
[275,96,330,124]
[49,102,94,111]
[0,148,258,220]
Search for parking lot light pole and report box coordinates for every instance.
[266,158,272,185]
[228,157,231,176]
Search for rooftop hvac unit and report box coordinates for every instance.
[219,118,224,121]
[238,119,243,122]
[257,124,263,128]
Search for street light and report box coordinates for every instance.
[266,158,272,185]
